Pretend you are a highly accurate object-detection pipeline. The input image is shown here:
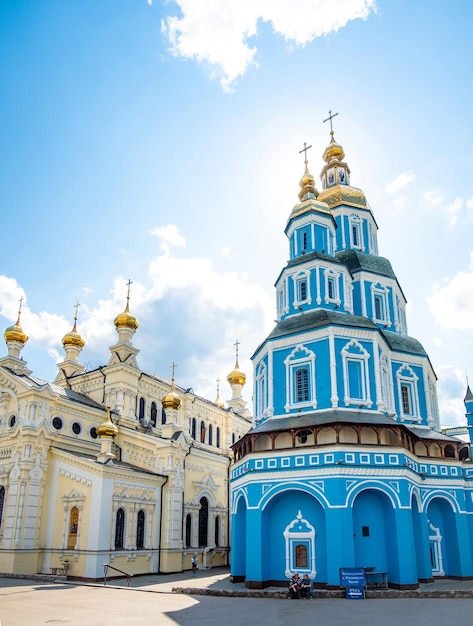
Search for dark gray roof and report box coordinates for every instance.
[253,310,428,360]
[52,447,167,477]
[336,249,397,280]
[381,330,427,357]
[246,410,463,443]
[249,410,400,434]
[5,370,106,411]
[265,309,378,343]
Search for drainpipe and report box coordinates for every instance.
[158,474,168,574]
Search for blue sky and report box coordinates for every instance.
[1,0,472,425]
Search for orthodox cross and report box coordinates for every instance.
[323,110,339,133]
[125,278,133,310]
[299,142,312,165]
[74,301,80,322]
[216,377,221,396]
[170,362,177,385]
[16,296,24,324]
[234,339,240,359]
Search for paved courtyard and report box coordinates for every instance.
[0,570,472,626]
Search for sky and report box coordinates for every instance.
[1,0,472,426]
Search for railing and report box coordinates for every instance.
[102,563,133,587]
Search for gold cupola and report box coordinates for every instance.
[114,300,139,332]
[4,302,28,347]
[298,142,318,202]
[214,378,225,408]
[227,341,246,387]
[162,363,181,410]
[62,304,85,349]
[97,406,118,439]
[322,130,345,164]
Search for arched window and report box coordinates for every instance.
[198,497,209,547]
[200,421,206,443]
[68,506,79,549]
[161,406,166,425]
[214,515,220,547]
[216,427,221,448]
[295,544,308,568]
[295,368,309,402]
[115,508,125,549]
[208,424,213,446]
[139,397,145,420]
[185,513,192,548]
[191,418,196,439]
[150,402,157,426]
[136,510,145,549]
[0,486,5,531]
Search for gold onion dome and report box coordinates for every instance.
[62,319,85,349]
[298,165,318,201]
[162,365,181,410]
[162,388,181,410]
[323,130,345,164]
[114,302,139,331]
[97,407,118,438]
[4,317,28,345]
[227,358,246,386]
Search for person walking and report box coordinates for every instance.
[191,554,197,577]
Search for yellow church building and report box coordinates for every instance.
[0,293,252,580]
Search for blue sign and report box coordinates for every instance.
[340,567,366,588]
[345,586,365,599]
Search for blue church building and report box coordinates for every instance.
[230,125,473,590]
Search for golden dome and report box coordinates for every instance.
[162,389,181,410]
[298,166,319,201]
[114,303,139,331]
[323,131,345,164]
[227,360,246,386]
[62,319,85,349]
[97,407,118,438]
[4,319,28,345]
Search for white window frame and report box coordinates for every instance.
[292,271,311,307]
[256,362,268,419]
[371,284,390,325]
[349,213,363,250]
[284,510,316,579]
[396,364,421,422]
[341,339,372,407]
[324,269,341,307]
[284,345,317,412]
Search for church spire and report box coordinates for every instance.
[298,142,318,201]
[55,302,86,382]
[320,110,350,189]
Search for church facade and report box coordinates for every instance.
[0,294,251,579]
[230,127,473,590]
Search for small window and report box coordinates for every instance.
[8,415,16,428]
[374,295,383,320]
[136,510,145,549]
[302,231,307,251]
[72,422,81,435]
[115,508,125,549]
[401,384,411,415]
[352,224,359,247]
[185,513,192,547]
[150,402,157,426]
[52,417,63,430]
[139,397,145,420]
[297,430,310,444]
[90,427,98,439]
[208,424,213,446]
[198,497,209,547]
[295,368,309,403]
[200,421,206,443]
[298,279,307,301]
[191,418,196,439]
[295,544,308,568]
[214,516,220,547]
[0,486,5,531]
[362,526,370,537]
[68,507,79,549]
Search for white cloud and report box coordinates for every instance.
[385,171,415,194]
[161,0,377,90]
[149,224,187,253]
[445,196,463,227]
[423,190,443,206]
[427,257,473,331]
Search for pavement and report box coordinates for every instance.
[76,566,473,598]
